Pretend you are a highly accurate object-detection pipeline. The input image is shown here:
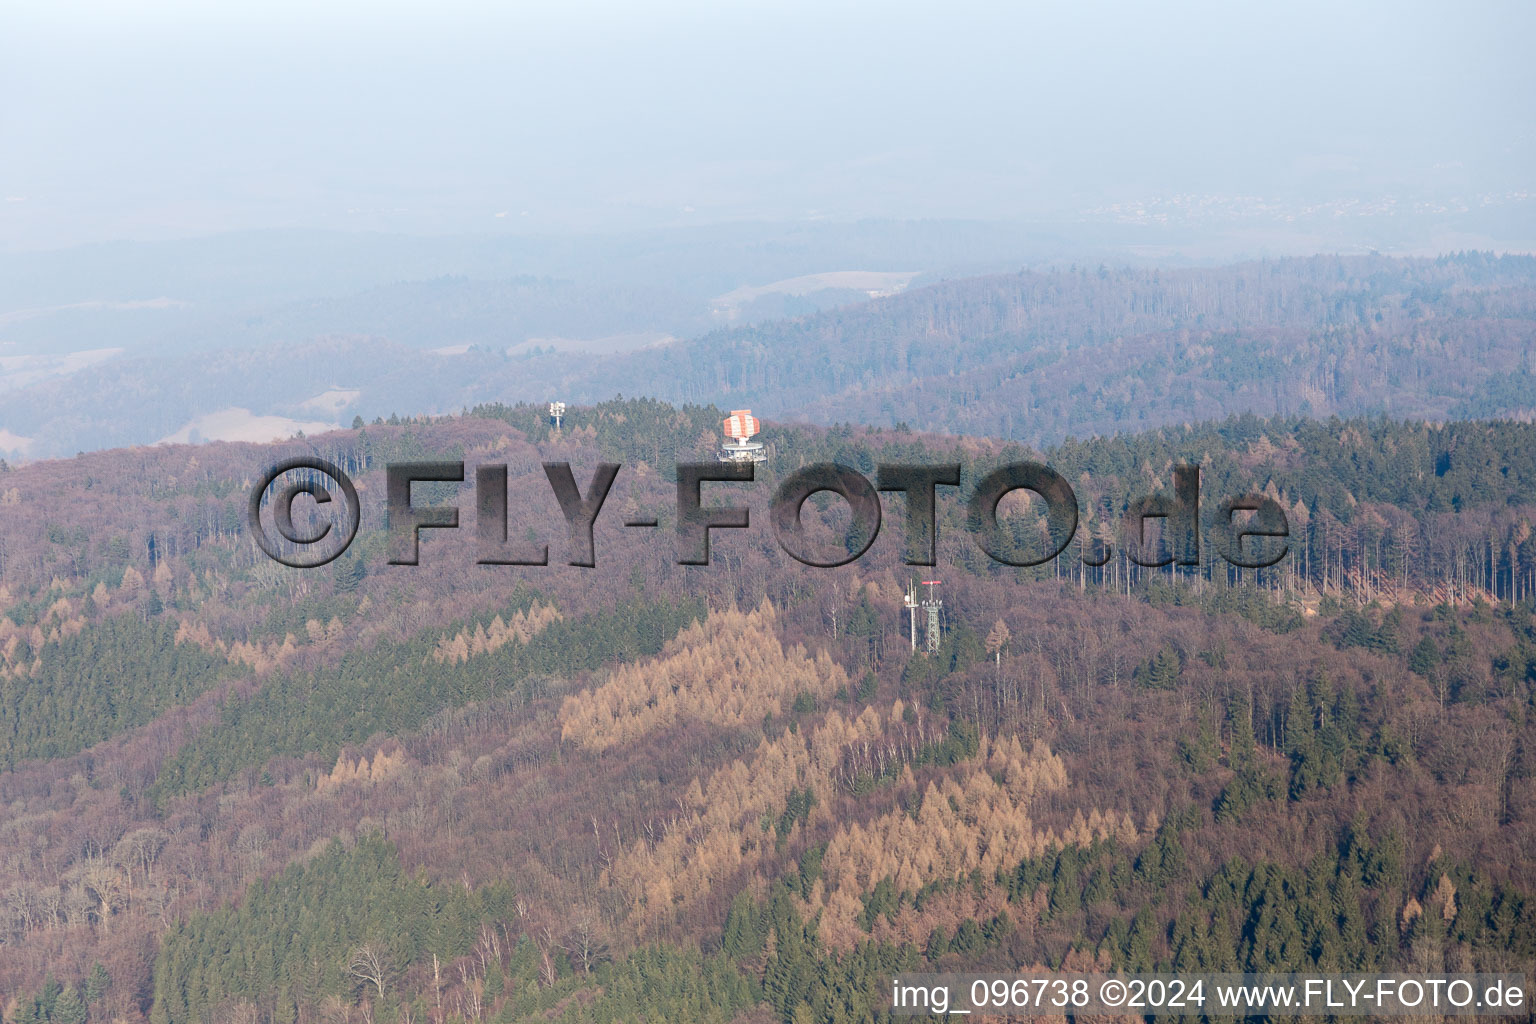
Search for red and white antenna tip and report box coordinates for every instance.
[723,409,760,441]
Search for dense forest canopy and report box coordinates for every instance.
[0,399,1531,1024]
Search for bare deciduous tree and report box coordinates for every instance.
[985,618,1011,667]
[563,915,610,975]
[80,858,127,932]
[348,944,389,998]
[113,827,169,893]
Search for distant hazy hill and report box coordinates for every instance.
[0,221,1064,457]
[5,250,1535,459]
[557,252,1536,442]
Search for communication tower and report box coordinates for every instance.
[904,579,943,653]
[719,409,767,464]
[921,580,943,653]
[548,401,565,430]
[903,581,919,652]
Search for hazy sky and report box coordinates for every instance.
[3,0,1533,250]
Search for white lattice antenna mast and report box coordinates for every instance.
[921,579,943,654]
[903,581,919,652]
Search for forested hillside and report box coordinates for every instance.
[552,253,1536,443]
[0,401,1532,1024]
